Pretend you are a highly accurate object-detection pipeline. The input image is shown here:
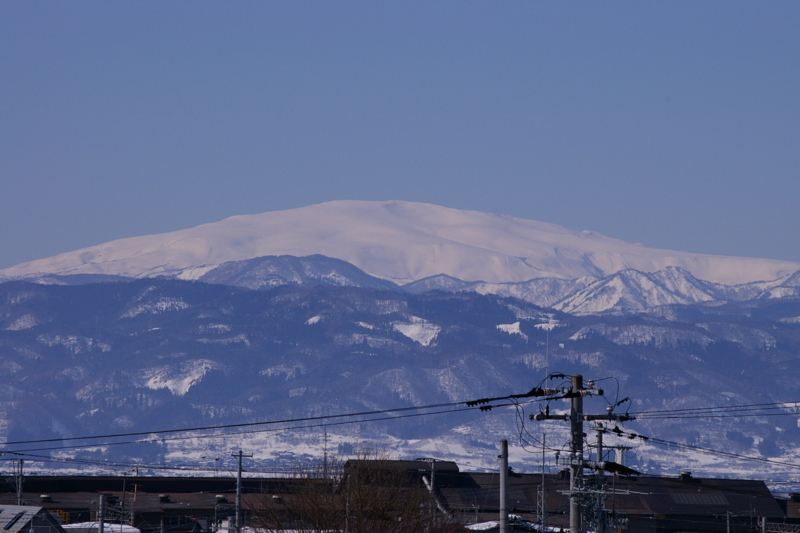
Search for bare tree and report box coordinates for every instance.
[249,451,463,533]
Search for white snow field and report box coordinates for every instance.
[2,200,798,285]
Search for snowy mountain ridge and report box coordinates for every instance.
[7,252,800,315]
[410,265,800,315]
[2,200,798,286]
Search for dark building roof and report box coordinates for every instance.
[344,459,459,474]
[0,493,265,514]
[776,493,800,520]
[0,467,787,533]
[431,469,784,526]
[0,477,272,496]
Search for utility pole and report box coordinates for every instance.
[98,493,106,533]
[538,433,547,530]
[569,374,584,533]
[592,425,607,533]
[15,459,23,506]
[130,484,141,526]
[530,374,634,533]
[121,474,127,526]
[232,450,253,533]
[322,429,329,479]
[499,440,509,533]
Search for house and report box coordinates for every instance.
[0,467,790,533]
[429,467,785,533]
[0,505,67,533]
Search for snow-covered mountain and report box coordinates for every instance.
[2,278,800,480]
[407,266,800,315]
[198,254,399,291]
[2,200,798,286]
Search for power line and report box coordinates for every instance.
[629,400,800,416]
[2,401,530,454]
[1,400,473,447]
[606,427,800,470]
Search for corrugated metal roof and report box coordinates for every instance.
[433,472,784,521]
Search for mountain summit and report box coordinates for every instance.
[2,200,797,285]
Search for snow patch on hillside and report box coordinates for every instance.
[570,324,714,348]
[393,316,440,346]
[497,322,528,341]
[261,364,306,380]
[197,334,250,346]
[695,323,776,350]
[142,359,218,396]
[37,334,111,354]
[5,314,40,331]
[122,297,190,318]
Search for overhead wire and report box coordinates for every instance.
[629,400,800,417]
[6,373,800,485]
[606,426,800,470]
[1,399,478,447]
[2,400,533,455]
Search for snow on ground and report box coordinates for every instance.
[5,313,40,331]
[392,316,440,346]
[142,359,218,396]
[497,322,528,341]
[122,297,190,318]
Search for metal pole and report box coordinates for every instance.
[499,439,509,533]
[233,450,253,533]
[16,459,23,506]
[570,374,584,533]
[98,494,105,533]
[595,427,605,533]
[236,451,243,533]
[430,459,437,526]
[540,433,547,529]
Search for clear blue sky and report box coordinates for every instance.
[2,1,798,269]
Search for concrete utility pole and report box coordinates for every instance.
[98,493,106,533]
[538,433,547,529]
[530,374,634,533]
[15,459,23,506]
[569,374,584,533]
[232,450,253,533]
[499,440,509,533]
[593,426,607,533]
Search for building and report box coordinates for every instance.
[0,505,67,533]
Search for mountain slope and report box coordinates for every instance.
[2,201,798,285]
[2,279,800,479]
[198,254,399,290]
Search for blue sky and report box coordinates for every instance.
[2,1,798,269]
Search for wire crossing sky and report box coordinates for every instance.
[1,2,798,269]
